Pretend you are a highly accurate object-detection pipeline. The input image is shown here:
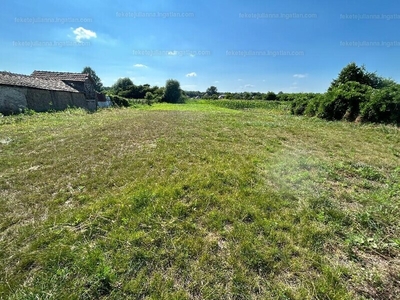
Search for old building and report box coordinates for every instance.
[0,72,88,115]
[32,71,97,111]
[0,71,98,115]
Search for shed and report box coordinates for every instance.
[32,71,97,111]
[0,72,87,115]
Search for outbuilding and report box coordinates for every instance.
[0,72,89,115]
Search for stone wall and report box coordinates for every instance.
[0,86,28,115]
[71,93,87,108]
[84,79,96,99]
[26,88,52,112]
[86,99,97,112]
[0,85,89,114]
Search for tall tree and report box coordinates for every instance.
[328,62,386,90]
[111,77,134,94]
[163,79,184,103]
[206,86,218,96]
[82,66,103,92]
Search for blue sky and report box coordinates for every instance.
[1,0,399,93]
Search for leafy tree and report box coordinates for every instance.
[154,87,165,102]
[111,78,134,94]
[328,62,386,90]
[163,79,184,103]
[82,66,103,92]
[225,92,234,99]
[145,92,154,105]
[243,92,252,100]
[185,91,202,98]
[265,91,277,101]
[206,86,218,96]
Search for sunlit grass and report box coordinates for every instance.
[0,102,399,299]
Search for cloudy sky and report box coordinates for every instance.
[1,0,399,92]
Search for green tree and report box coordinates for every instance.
[265,91,277,100]
[163,79,184,103]
[111,78,134,94]
[206,86,218,96]
[328,62,386,90]
[145,92,154,105]
[82,66,103,92]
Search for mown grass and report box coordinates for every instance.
[0,102,399,299]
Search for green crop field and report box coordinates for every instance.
[1,101,399,299]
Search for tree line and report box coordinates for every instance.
[83,63,399,124]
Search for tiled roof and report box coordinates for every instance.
[0,72,80,93]
[31,71,93,82]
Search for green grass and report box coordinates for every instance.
[0,102,399,299]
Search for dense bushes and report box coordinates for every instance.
[290,94,322,116]
[108,95,130,107]
[360,85,400,124]
[291,63,400,124]
[317,82,373,121]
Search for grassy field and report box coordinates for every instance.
[0,101,399,299]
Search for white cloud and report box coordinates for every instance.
[189,54,195,57]
[72,27,97,42]
[168,51,178,56]
[214,81,219,83]
[293,73,308,78]
[244,84,255,88]
[134,64,148,68]
[186,72,197,77]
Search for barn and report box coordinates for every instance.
[0,71,98,115]
[31,71,97,111]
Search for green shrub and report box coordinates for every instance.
[304,95,323,116]
[145,92,154,105]
[109,95,130,107]
[290,94,323,116]
[317,82,372,121]
[265,91,277,101]
[290,97,308,115]
[360,85,400,124]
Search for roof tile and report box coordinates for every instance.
[32,71,92,82]
[0,72,80,93]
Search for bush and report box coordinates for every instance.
[360,85,400,124]
[290,94,323,116]
[145,92,154,105]
[317,82,372,121]
[265,91,277,101]
[304,95,323,116]
[290,96,309,115]
[108,95,130,107]
[289,63,400,124]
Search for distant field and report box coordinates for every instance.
[1,102,399,299]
